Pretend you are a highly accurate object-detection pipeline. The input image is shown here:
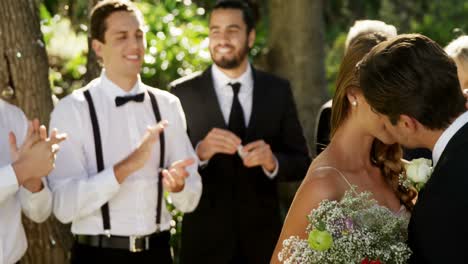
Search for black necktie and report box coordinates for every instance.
[115,93,145,107]
[228,82,246,140]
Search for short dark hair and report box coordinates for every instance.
[358,33,465,130]
[212,0,256,33]
[90,0,141,43]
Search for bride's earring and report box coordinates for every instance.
[351,101,357,107]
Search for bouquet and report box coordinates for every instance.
[278,189,411,264]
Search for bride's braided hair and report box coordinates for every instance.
[372,141,417,211]
[331,32,416,211]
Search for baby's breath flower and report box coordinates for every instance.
[279,189,412,264]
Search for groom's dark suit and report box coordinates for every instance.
[170,66,310,263]
[409,122,468,263]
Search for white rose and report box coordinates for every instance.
[404,158,433,183]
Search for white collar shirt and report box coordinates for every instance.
[211,63,254,126]
[48,72,202,236]
[432,111,468,167]
[0,99,52,264]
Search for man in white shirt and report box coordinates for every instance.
[47,1,202,263]
[358,34,468,263]
[0,99,65,264]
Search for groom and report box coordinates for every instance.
[358,34,468,263]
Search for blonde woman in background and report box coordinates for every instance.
[445,35,468,91]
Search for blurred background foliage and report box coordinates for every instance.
[323,0,468,94]
[40,0,268,98]
[41,0,468,98]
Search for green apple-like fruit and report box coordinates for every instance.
[308,229,333,251]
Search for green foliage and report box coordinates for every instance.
[324,0,383,94]
[164,192,184,263]
[40,8,88,95]
[325,33,346,96]
[41,0,212,95]
[403,0,468,45]
[136,0,211,88]
[42,0,269,97]
[324,0,468,95]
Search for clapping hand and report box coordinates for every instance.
[114,120,168,184]
[162,158,195,193]
[10,119,67,191]
[132,120,168,169]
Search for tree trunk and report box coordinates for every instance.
[266,0,327,214]
[267,0,327,156]
[0,0,72,263]
[83,0,101,82]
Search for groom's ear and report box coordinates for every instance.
[398,114,419,133]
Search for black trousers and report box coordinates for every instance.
[71,242,172,264]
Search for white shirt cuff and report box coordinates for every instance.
[168,169,203,213]
[263,156,279,179]
[19,178,52,222]
[19,178,48,198]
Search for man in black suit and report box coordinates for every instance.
[359,34,468,263]
[170,1,310,263]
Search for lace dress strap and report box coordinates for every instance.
[313,166,358,195]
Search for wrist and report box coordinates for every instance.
[196,144,210,162]
[12,160,30,185]
[264,157,276,172]
[23,179,44,193]
[171,183,185,193]
[114,158,136,184]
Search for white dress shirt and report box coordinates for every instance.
[211,63,254,126]
[432,111,468,166]
[48,73,202,236]
[0,99,52,264]
[203,64,279,178]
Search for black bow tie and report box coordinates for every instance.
[115,93,145,107]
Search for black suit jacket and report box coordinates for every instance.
[408,122,468,263]
[170,66,310,264]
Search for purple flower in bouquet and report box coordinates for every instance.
[345,217,354,230]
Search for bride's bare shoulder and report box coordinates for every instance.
[295,164,346,204]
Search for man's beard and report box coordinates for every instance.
[211,43,249,70]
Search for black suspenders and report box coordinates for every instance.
[83,89,165,236]
[147,91,165,231]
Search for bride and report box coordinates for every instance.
[271,32,416,263]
